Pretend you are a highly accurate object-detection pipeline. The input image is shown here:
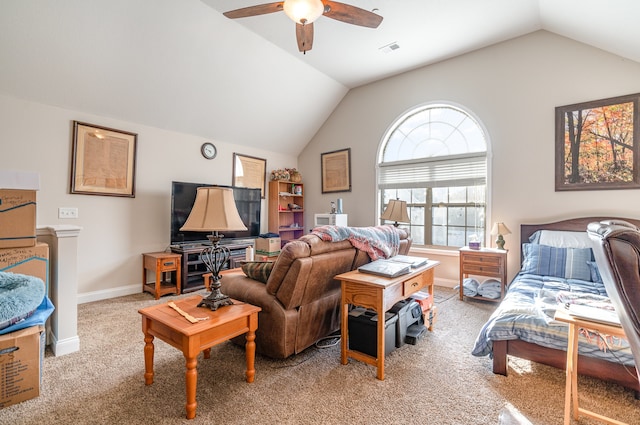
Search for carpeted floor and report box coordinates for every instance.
[1,287,638,424]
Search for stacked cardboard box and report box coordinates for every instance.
[0,325,45,408]
[410,291,437,329]
[0,171,49,408]
[0,243,49,286]
[255,237,281,256]
[0,171,39,249]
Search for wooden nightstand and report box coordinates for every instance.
[459,247,507,302]
[142,252,181,299]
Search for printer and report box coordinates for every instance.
[389,298,426,347]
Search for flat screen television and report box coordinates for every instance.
[170,181,261,245]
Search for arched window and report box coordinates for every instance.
[378,104,488,248]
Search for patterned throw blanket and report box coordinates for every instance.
[311,225,400,260]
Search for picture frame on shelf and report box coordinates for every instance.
[233,153,267,198]
[70,121,138,197]
[555,93,640,191]
[321,148,352,193]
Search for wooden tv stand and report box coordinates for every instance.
[171,240,253,293]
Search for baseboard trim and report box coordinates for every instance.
[434,277,457,289]
[50,332,80,356]
[76,279,457,305]
[78,283,140,304]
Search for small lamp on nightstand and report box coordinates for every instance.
[491,222,511,250]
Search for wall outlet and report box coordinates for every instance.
[58,207,78,219]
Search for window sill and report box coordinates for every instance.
[409,246,460,257]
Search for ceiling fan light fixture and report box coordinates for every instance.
[283,0,324,25]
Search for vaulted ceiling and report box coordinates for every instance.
[1,0,639,155]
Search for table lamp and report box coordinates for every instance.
[180,187,247,310]
[491,222,511,250]
[380,199,410,227]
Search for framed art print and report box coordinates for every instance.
[70,121,138,197]
[233,153,267,198]
[321,148,352,193]
[555,93,639,191]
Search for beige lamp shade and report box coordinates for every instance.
[180,187,247,232]
[381,199,410,224]
[490,222,511,236]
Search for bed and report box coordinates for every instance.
[472,217,640,392]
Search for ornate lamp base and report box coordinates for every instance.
[198,291,234,310]
[197,232,234,311]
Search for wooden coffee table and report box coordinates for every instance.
[139,296,261,419]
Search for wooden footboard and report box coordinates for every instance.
[492,339,640,392]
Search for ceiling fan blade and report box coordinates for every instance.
[223,2,284,19]
[322,1,383,28]
[295,23,314,53]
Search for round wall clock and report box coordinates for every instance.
[201,142,217,159]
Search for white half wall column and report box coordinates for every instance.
[37,224,81,356]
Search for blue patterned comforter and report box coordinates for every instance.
[471,272,635,365]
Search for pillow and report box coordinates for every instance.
[586,261,603,283]
[521,243,593,281]
[528,230,592,248]
[240,261,274,284]
[0,272,46,331]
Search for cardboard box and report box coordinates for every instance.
[424,305,438,328]
[255,237,281,255]
[0,325,44,408]
[411,291,433,312]
[0,172,40,249]
[255,253,279,262]
[0,243,49,291]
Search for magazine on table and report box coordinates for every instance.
[388,255,428,268]
[567,303,621,327]
[358,259,411,278]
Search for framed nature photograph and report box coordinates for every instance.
[233,153,267,198]
[70,121,138,197]
[555,93,640,191]
[321,148,352,193]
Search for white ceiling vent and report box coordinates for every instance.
[379,42,400,54]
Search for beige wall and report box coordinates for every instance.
[4,30,640,300]
[0,95,296,302]
[298,31,640,285]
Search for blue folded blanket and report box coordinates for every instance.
[478,279,501,299]
[462,278,479,297]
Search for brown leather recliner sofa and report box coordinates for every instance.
[587,219,640,384]
[220,227,412,359]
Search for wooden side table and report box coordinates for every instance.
[335,260,440,380]
[142,252,181,299]
[554,308,629,425]
[139,296,261,419]
[459,247,507,302]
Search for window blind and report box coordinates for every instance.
[378,153,486,189]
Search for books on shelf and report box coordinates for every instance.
[388,255,428,268]
[358,259,411,278]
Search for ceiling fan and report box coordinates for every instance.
[223,0,383,54]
